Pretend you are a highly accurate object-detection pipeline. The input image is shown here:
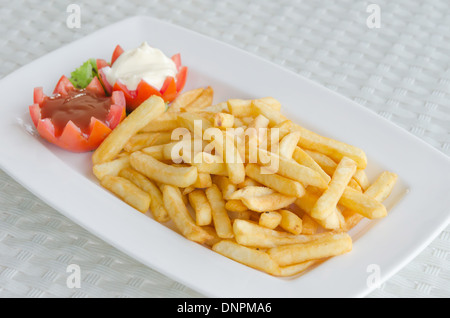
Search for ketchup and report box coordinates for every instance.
[41,89,112,136]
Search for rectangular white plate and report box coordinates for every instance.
[1,16,449,298]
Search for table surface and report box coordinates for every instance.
[0,0,449,298]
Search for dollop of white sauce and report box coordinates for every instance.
[103,42,177,91]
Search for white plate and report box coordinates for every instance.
[1,16,449,298]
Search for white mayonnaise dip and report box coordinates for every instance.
[103,42,177,91]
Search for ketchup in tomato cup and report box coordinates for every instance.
[29,75,126,152]
[98,42,188,111]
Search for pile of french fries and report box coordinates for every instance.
[91,86,398,277]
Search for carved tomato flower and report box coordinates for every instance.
[29,75,126,152]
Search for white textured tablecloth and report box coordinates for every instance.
[0,0,449,298]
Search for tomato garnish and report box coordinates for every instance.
[29,75,126,152]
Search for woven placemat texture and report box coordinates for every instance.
[0,0,449,298]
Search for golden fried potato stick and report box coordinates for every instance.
[93,154,130,180]
[232,219,332,249]
[188,189,212,226]
[100,175,151,213]
[92,95,166,165]
[241,192,296,213]
[168,88,205,113]
[212,239,281,276]
[268,232,352,266]
[205,184,234,239]
[310,157,357,220]
[129,151,198,188]
[162,185,213,244]
[245,163,305,198]
[259,211,282,229]
[278,209,303,235]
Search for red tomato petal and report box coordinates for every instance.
[106,104,126,129]
[98,68,113,95]
[111,90,126,108]
[33,87,44,105]
[171,53,182,71]
[86,118,112,150]
[114,81,136,106]
[176,66,188,92]
[96,58,109,70]
[29,103,41,127]
[86,76,106,96]
[161,77,177,103]
[127,80,162,111]
[36,118,58,144]
[53,75,74,95]
[111,45,124,65]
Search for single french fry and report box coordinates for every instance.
[93,155,130,180]
[364,171,398,202]
[245,163,305,197]
[212,240,281,276]
[192,172,212,188]
[212,175,237,200]
[168,88,204,113]
[259,211,282,229]
[124,132,172,152]
[162,185,212,244]
[258,148,328,189]
[304,149,337,177]
[292,147,331,184]
[278,209,303,235]
[188,189,212,226]
[310,157,357,220]
[228,186,274,200]
[339,186,388,219]
[279,131,301,159]
[232,219,333,249]
[300,213,319,235]
[182,86,214,112]
[92,95,166,164]
[191,152,228,176]
[141,144,165,161]
[353,169,370,191]
[241,192,296,213]
[201,101,229,113]
[205,184,234,239]
[278,260,318,277]
[291,123,367,169]
[130,151,198,188]
[268,232,352,266]
[140,111,180,132]
[119,167,170,222]
[225,199,248,212]
[100,175,151,213]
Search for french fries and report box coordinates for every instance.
[92,89,398,278]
